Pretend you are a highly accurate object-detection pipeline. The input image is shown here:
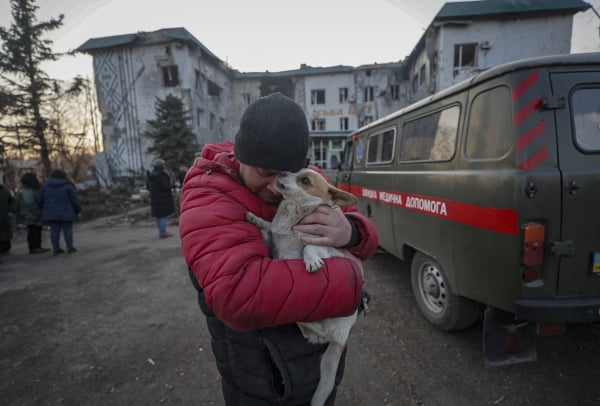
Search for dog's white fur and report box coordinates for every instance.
[246,168,361,406]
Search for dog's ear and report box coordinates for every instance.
[328,186,358,207]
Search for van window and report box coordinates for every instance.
[400,106,459,162]
[465,86,512,159]
[341,140,354,170]
[572,87,600,151]
[367,128,396,165]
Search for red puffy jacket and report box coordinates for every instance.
[179,141,379,332]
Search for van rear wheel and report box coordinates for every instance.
[411,252,479,331]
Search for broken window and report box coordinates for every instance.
[162,65,179,87]
[340,117,349,130]
[311,89,325,105]
[311,119,326,131]
[454,43,477,68]
[364,86,374,102]
[390,84,400,100]
[339,87,348,103]
[207,80,221,99]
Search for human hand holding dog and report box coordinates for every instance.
[293,204,352,248]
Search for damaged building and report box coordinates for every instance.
[77,0,591,181]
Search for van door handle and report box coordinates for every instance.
[568,180,579,195]
[342,173,351,182]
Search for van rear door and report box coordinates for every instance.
[551,71,600,295]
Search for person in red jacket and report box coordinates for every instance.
[179,92,378,405]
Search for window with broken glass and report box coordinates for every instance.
[364,86,374,102]
[162,65,179,87]
[311,119,326,131]
[311,89,325,105]
[390,85,400,100]
[340,117,349,130]
[339,87,348,103]
[454,43,477,68]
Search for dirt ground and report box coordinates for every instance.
[2,209,600,406]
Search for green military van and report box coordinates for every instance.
[336,52,600,366]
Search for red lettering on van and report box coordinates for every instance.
[348,185,518,235]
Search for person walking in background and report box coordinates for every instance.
[16,173,50,254]
[0,181,15,255]
[40,169,82,256]
[147,159,175,238]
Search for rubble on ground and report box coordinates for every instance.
[78,183,150,222]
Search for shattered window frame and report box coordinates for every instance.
[454,43,477,68]
[339,87,348,103]
[340,117,349,130]
[311,118,326,131]
[311,89,326,105]
[364,86,374,102]
[162,65,179,87]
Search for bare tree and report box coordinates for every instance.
[0,0,84,176]
[44,79,97,181]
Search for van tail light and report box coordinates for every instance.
[522,268,538,282]
[522,223,545,267]
[537,322,566,336]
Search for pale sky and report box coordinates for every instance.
[1,0,599,81]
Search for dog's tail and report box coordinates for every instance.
[311,342,345,406]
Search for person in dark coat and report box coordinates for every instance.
[39,169,82,255]
[147,159,175,238]
[16,172,50,254]
[0,182,15,254]
[176,165,188,189]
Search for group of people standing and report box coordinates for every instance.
[0,169,81,257]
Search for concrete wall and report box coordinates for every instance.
[303,73,357,133]
[437,15,573,91]
[407,14,575,104]
[93,40,234,177]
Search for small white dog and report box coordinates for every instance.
[246,168,363,406]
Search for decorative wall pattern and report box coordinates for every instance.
[93,50,143,178]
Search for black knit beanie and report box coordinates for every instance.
[234,92,309,172]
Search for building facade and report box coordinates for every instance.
[77,0,590,180]
[406,0,590,102]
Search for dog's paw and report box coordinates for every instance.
[306,334,329,344]
[245,212,259,225]
[304,255,324,273]
[303,245,326,272]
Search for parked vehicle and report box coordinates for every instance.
[336,52,600,366]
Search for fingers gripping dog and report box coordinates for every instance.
[246,168,362,406]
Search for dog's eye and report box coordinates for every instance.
[300,176,311,185]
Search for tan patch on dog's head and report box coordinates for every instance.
[294,170,358,207]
